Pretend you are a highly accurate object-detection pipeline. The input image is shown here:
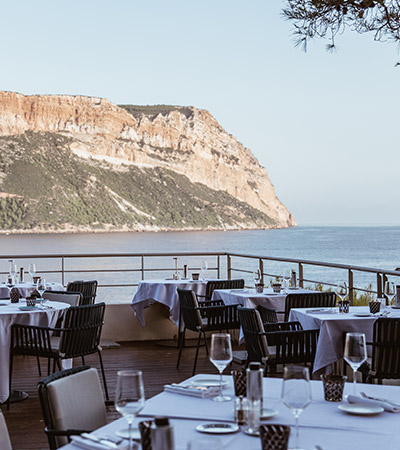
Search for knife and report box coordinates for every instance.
[80,433,120,449]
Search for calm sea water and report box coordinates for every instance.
[0,226,399,303]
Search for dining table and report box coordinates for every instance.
[0,298,71,404]
[0,281,64,299]
[60,373,400,450]
[289,305,400,374]
[131,279,208,327]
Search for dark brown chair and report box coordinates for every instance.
[238,306,319,375]
[201,279,245,301]
[38,365,108,449]
[283,292,337,321]
[66,280,98,305]
[176,289,240,375]
[365,318,400,384]
[256,305,278,323]
[9,303,109,405]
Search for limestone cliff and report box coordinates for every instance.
[0,91,295,232]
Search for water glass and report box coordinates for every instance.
[344,332,367,395]
[321,374,347,402]
[210,333,232,402]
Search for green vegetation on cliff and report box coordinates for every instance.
[0,131,276,232]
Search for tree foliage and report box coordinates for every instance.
[282,0,400,51]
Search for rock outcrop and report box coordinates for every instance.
[0,91,295,232]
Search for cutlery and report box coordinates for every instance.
[360,392,400,408]
[80,432,121,448]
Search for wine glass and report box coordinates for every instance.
[115,370,145,450]
[37,278,47,298]
[201,260,208,280]
[253,269,261,288]
[282,269,290,292]
[9,261,17,284]
[336,281,348,312]
[28,263,36,282]
[344,332,367,395]
[281,366,311,450]
[384,281,396,306]
[210,333,232,402]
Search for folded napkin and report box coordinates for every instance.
[164,383,219,398]
[348,394,400,413]
[71,436,128,450]
[305,309,334,314]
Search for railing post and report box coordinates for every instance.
[298,263,303,288]
[227,254,231,280]
[259,258,264,285]
[348,269,354,305]
[377,273,383,298]
[141,255,144,281]
[61,257,65,286]
[217,255,220,279]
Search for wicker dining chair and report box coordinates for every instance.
[238,306,319,375]
[42,290,82,307]
[38,365,108,449]
[365,318,400,384]
[9,303,109,406]
[66,280,98,306]
[256,305,278,323]
[283,292,337,321]
[176,289,240,375]
[200,279,245,302]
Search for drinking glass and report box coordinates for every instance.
[281,366,311,450]
[115,370,145,450]
[37,278,47,297]
[344,332,367,395]
[384,281,396,306]
[201,260,208,280]
[253,269,261,284]
[210,333,232,402]
[9,261,17,284]
[282,269,290,292]
[28,264,36,282]
[336,281,348,312]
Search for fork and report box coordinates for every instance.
[360,392,400,408]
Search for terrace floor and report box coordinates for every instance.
[1,340,248,450]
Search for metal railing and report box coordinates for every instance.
[0,252,399,304]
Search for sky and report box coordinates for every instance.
[0,0,399,226]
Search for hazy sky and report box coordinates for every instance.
[1,0,399,226]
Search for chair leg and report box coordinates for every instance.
[81,356,85,365]
[56,359,62,372]
[97,350,109,401]
[47,358,51,376]
[36,356,42,376]
[7,353,14,410]
[192,332,202,376]
[176,328,186,369]
[203,332,209,356]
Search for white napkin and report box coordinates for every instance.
[70,436,128,450]
[347,395,400,413]
[164,383,219,398]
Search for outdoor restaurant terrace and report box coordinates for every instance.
[0,251,399,450]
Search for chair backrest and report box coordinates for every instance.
[177,289,202,332]
[204,279,245,301]
[0,410,12,450]
[284,292,337,321]
[66,280,97,306]
[256,305,278,323]
[370,318,400,381]
[58,303,106,358]
[237,306,270,363]
[43,290,82,307]
[38,365,107,449]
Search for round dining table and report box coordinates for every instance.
[0,281,64,299]
[0,298,71,404]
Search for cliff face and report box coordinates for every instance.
[0,91,295,232]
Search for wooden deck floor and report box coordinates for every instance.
[1,340,247,450]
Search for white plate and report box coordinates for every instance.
[243,428,260,437]
[353,313,373,317]
[261,408,279,419]
[189,378,228,387]
[19,306,39,311]
[338,403,384,416]
[196,423,239,434]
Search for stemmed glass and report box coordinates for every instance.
[282,269,290,293]
[384,281,396,306]
[115,370,145,450]
[281,366,311,450]
[28,264,36,283]
[336,281,348,312]
[210,333,232,402]
[253,269,261,287]
[201,260,208,280]
[344,332,367,395]
[37,278,47,298]
[9,261,17,285]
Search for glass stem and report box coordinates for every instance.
[295,415,299,449]
[219,370,223,398]
[353,369,357,395]
[128,420,133,450]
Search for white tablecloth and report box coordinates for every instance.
[61,374,400,450]
[131,279,207,326]
[0,299,70,403]
[0,281,64,299]
[289,306,400,374]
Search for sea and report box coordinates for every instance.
[0,226,399,304]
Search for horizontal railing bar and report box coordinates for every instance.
[0,252,226,260]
